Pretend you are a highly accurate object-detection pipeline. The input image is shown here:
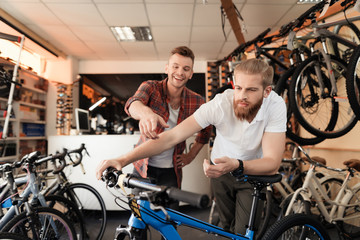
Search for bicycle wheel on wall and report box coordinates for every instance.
[59,183,107,240]
[262,214,330,240]
[274,66,325,145]
[289,54,357,138]
[346,44,360,120]
[1,207,77,240]
[332,21,360,62]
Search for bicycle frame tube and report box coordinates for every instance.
[128,200,250,240]
[255,46,289,71]
[0,173,57,230]
[316,15,360,31]
[311,17,360,97]
[285,165,315,216]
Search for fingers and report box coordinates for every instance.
[176,155,186,169]
[95,160,110,180]
[158,117,170,129]
[95,159,122,180]
[203,159,211,176]
[139,119,159,139]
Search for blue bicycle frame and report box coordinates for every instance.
[127,199,251,240]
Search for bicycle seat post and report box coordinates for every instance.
[247,181,265,233]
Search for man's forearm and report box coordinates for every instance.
[128,101,153,120]
[187,141,205,161]
[243,157,281,175]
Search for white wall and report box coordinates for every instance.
[42,56,79,136]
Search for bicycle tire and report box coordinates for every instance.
[339,185,360,237]
[59,183,107,240]
[289,54,357,138]
[262,213,330,240]
[1,207,77,240]
[346,44,360,120]
[0,232,31,240]
[274,66,325,145]
[45,194,86,239]
[332,21,360,62]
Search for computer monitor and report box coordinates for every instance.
[75,108,90,134]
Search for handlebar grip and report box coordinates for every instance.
[166,187,210,209]
[68,143,87,166]
[52,158,66,174]
[295,1,326,28]
[51,149,67,174]
[72,154,83,167]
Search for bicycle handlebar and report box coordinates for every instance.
[102,168,210,209]
[279,0,327,37]
[66,143,89,167]
[297,146,347,172]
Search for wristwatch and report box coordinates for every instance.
[230,159,244,177]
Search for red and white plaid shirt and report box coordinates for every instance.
[125,78,211,187]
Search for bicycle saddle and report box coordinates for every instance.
[239,174,282,185]
[343,159,360,171]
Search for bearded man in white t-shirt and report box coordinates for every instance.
[96,58,287,235]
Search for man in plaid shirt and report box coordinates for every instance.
[99,46,211,210]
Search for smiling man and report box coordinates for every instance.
[97,58,286,235]
[109,46,211,218]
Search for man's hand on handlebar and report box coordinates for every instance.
[96,158,123,180]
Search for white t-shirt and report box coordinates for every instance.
[194,89,286,162]
[149,104,179,168]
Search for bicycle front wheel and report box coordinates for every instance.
[275,66,325,146]
[1,207,77,240]
[346,44,360,120]
[262,213,330,240]
[60,183,107,240]
[289,54,357,138]
[45,194,86,239]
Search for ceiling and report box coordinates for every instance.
[0,0,316,62]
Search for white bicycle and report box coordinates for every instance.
[282,145,360,239]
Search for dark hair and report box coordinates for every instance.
[171,46,195,63]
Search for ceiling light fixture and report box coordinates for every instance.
[110,26,153,42]
[89,97,107,111]
[297,0,323,4]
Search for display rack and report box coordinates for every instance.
[0,53,48,162]
[206,62,231,101]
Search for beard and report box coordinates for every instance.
[233,97,263,121]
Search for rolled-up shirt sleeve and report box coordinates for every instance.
[125,81,154,116]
